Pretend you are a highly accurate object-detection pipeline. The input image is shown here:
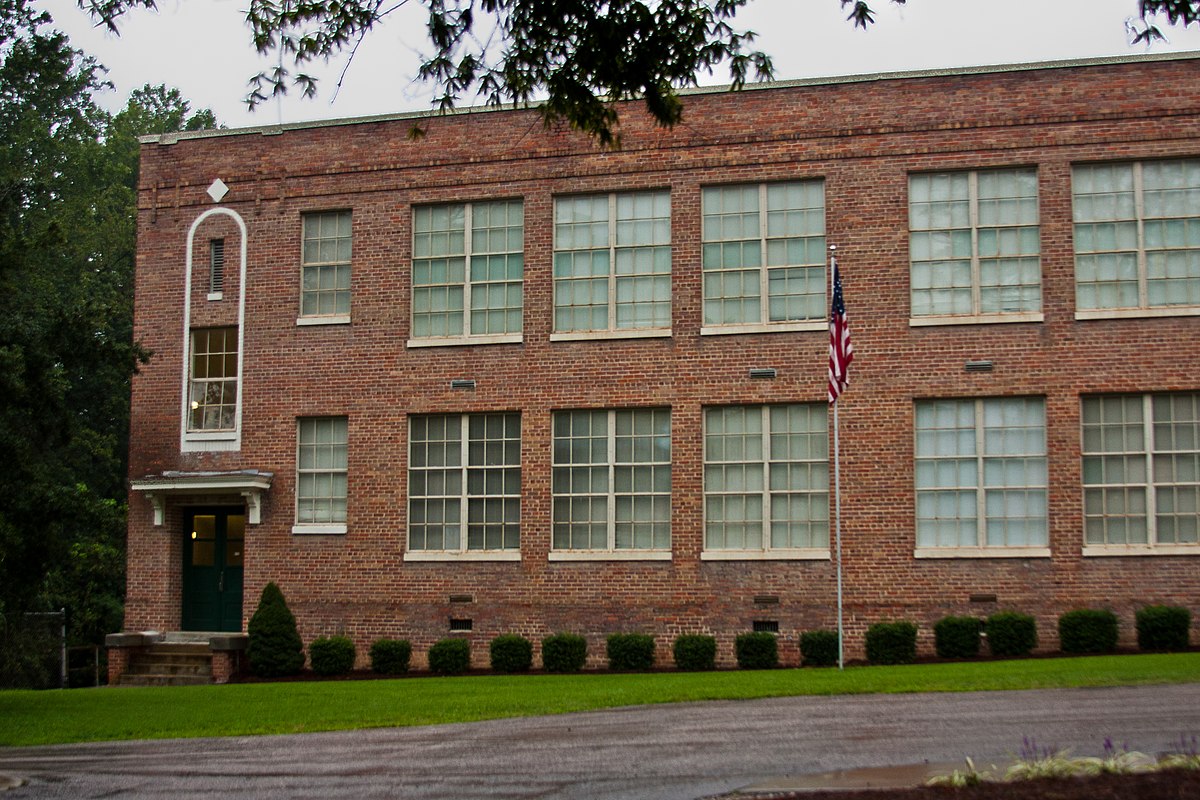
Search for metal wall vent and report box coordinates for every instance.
[753,595,780,605]
[449,594,474,604]
[450,379,476,390]
[965,360,994,373]
[749,368,777,379]
[449,618,473,632]
[209,238,225,294]
[752,620,780,633]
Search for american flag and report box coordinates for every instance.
[828,256,853,404]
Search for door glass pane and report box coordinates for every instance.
[226,515,245,567]
[191,515,216,566]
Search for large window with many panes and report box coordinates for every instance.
[552,409,670,554]
[188,327,238,432]
[702,181,826,329]
[909,169,1041,321]
[408,413,521,555]
[296,417,348,533]
[412,200,524,340]
[703,404,829,556]
[553,191,671,335]
[915,398,1047,552]
[301,211,352,319]
[1073,160,1200,314]
[1082,393,1200,551]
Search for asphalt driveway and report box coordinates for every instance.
[2,683,1198,799]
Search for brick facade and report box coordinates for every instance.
[125,54,1200,668]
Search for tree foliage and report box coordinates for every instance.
[0,0,214,648]
[77,0,1200,144]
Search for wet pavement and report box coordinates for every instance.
[1,683,1198,799]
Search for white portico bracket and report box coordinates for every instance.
[130,470,274,527]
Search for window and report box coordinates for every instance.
[915,398,1047,553]
[553,191,671,335]
[702,181,826,329]
[552,409,670,555]
[296,417,348,533]
[1074,160,1200,314]
[703,405,829,557]
[301,211,351,318]
[1082,394,1200,552]
[408,413,521,556]
[208,238,225,295]
[909,169,1041,320]
[412,200,523,341]
[188,327,238,432]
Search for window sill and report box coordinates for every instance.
[181,432,240,453]
[701,549,830,561]
[700,321,826,336]
[403,550,521,562]
[909,312,1043,327]
[914,547,1051,559]
[407,334,522,348]
[1075,306,1200,321]
[1083,544,1199,557]
[296,315,351,327]
[207,292,223,302]
[550,329,671,342]
[548,550,671,562]
[292,524,347,536]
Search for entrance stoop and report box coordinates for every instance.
[107,631,248,686]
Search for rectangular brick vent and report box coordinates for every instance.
[449,618,473,631]
[752,620,780,633]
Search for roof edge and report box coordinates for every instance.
[139,49,1200,146]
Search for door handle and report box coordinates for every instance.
[218,571,224,592]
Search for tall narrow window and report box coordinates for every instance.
[554,191,671,334]
[702,181,826,328]
[412,200,523,340]
[909,169,1041,320]
[915,398,1047,552]
[552,408,671,553]
[1083,393,1200,550]
[188,327,238,432]
[296,417,348,532]
[409,413,521,554]
[704,404,828,555]
[1074,160,1200,313]
[301,211,351,318]
[208,238,225,295]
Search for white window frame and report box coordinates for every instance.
[700,181,828,336]
[1074,159,1200,320]
[550,408,672,560]
[293,417,349,535]
[1082,393,1200,556]
[914,398,1050,559]
[186,327,239,436]
[551,190,672,340]
[701,404,830,561]
[405,413,522,562]
[408,200,524,347]
[298,210,352,325]
[909,168,1043,326]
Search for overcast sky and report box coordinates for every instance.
[36,0,1200,128]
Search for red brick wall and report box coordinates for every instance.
[126,55,1200,667]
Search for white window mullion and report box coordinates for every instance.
[1134,163,1149,309]
[1143,394,1158,547]
[968,172,982,316]
[761,406,772,551]
[462,204,474,337]
[758,184,770,325]
[607,410,618,550]
[607,194,618,331]
[974,399,987,548]
[458,415,470,554]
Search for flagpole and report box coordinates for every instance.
[830,245,845,671]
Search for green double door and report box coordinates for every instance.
[182,509,245,632]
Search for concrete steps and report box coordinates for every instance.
[117,643,213,686]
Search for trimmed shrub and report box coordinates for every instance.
[672,634,717,671]
[427,638,471,675]
[1136,605,1191,652]
[246,582,305,677]
[865,621,918,665]
[1058,609,1119,654]
[490,634,533,673]
[369,639,412,674]
[985,611,1037,658]
[934,616,981,659]
[799,630,840,667]
[734,632,778,670]
[309,635,356,676]
[542,632,588,673]
[606,633,656,671]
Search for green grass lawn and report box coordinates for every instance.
[1,652,1197,747]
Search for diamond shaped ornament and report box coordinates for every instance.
[206,178,229,203]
